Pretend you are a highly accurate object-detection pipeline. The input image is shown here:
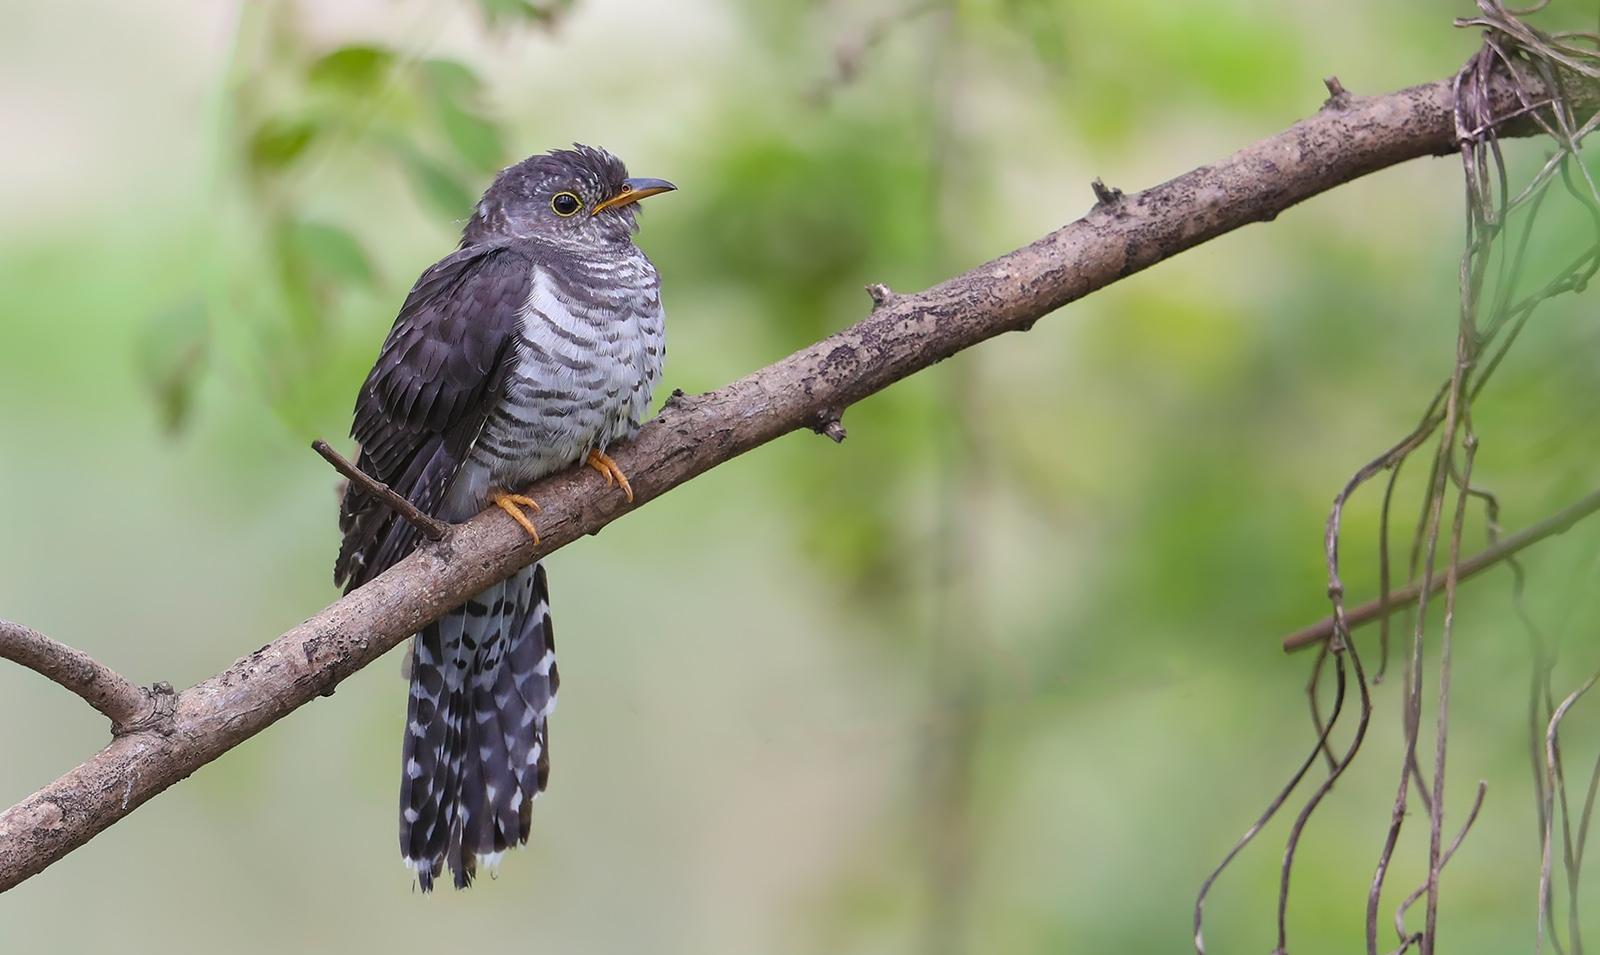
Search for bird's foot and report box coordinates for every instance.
[586,449,634,504]
[489,489,542,543]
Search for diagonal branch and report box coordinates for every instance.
[0,619,154,730]
[1279,486,1600,652]
[2,67,1595,893]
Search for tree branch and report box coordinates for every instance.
[1280,487,1600,653]
[2,68,1594,892]
[0,619,154,731]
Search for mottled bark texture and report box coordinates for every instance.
[0,620,155,730]
[1,70,1591,891]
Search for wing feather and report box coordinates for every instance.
[335,243,530,592]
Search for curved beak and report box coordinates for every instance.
[591,177,677,215]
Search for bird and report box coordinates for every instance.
[332,144,675,891]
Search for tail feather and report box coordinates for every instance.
[402,605,472,891]
[457,579,519,873]
[399,562,557,891]
[506,569,557,804]
[484,580,529,847]
[443,578,503,889]
[398,622,446,889]
[452,709,488,888]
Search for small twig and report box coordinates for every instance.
[1540,670,1600,955]
[1281,646,1375,955]
[1090,178,1125,207]
[312,439,449,542]
[1281,487,1600,651]
[808,0,940,104]
[1306,642,1340,771]
[0,618,151,730]
[1423,431,1478,952]
[1194,649,1350,955]
[1325,75,1353,108]
[865,282,897,310]
[1391,781,1489,952]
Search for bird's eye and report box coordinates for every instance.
[550,192,582,217]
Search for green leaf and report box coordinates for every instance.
[246,117,319,173]
[398,148,476,221]
[436,100,504,172]
[285,219,376,289]
[422,59,504,172]
[475,0,551,26]
[307,44,395,93]
[136,299,210,434]
[423,58,483,101]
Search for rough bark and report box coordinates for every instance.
[0,620,154,730]
[1,70,1590,891]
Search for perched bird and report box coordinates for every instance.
[333,144,674,891]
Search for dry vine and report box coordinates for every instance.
[1197,4,1600,954]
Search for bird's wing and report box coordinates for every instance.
[335,243,530,592]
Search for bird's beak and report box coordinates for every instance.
[591,177,677,215]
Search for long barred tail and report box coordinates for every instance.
[399,562,558,891]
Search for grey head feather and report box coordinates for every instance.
[464,143,642,248]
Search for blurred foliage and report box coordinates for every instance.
[5,1,1600,954]
[140,1,547,433]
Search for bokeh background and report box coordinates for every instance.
[4,1,1600,951]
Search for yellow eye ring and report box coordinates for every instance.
[550,192,582,217]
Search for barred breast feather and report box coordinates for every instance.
[443,243,663,521]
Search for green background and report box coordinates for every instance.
[2,1,1598,951]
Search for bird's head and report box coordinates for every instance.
[463,143,675,247]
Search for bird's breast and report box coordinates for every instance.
[443,254,663,519]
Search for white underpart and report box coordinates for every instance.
[443,255,663,521]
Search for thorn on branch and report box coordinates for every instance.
[866,283,897,310]
[312,440,449,542]
[811,410,848,443]
[1323,75,1352,109]
[663,388,695,413]
[1091,178,1124,208]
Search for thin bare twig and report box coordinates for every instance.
[1423,430,1478,953]
[1194,651,1350,955]
[1390,781,1489,955]
[1541,671,1600,955]
[312,438,449,542]
[0,619,152,730]
[1280,487,1600,651]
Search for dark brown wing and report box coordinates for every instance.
[335,242,530,592]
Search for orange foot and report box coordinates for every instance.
[586,449,634,504]
[488,489,542,543]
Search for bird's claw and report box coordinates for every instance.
[586,449,634,504]
[489,490,541,543]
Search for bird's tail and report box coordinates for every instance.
[399,562,558,891]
